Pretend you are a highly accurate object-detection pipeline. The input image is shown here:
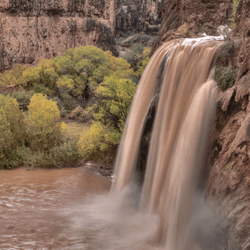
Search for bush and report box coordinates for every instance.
[59,92,78,111]
[0,148,21,170]
[26,93,62,152]
[182,22,188,36]
[131,43,144,55]
[11,90,34,110]
[50,140,81,168]
[68,106,85,120]
[20,140,81,169]
[31,83,50,95]
[78,122,120,162]
[218,41,234,60]
[215,66,238,90]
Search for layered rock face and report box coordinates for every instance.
[0,0,163,72]
[207,1,250,249]
[151,0,232,54]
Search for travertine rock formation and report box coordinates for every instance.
[0,0,163,71]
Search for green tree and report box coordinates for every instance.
[54,46,111,99]
[94,75,137,132]
[22,59,58,92]
[78,70,137,162]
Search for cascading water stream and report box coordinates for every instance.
[111,37,223,249]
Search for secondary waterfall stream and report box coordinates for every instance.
[0,37,224,250]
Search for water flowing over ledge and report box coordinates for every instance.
[109,37,223,249]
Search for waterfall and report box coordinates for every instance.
[111,37,223,249]
[65,37,224,250]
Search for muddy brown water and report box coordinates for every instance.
[0,166,111,250]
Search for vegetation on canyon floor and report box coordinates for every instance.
[0,33,239,170]
[0,45,151,170]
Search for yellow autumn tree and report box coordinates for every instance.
[0,95,25,169]
[26,93,62,152]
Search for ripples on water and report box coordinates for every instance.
[0,167,111,250]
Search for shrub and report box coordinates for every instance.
[31,83,50,95]
[20,140,81,169]
[68,106,85,120]
[78,122,120,162]
[218,41,234,60]
[131,43,144,55]
[11,90,34,110]
[50,140,81,168]
[59,92,78,111]
[182,22,188,36]
[215,66,238,90]
[26,93,62,152]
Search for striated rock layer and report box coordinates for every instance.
[0,0,163,71]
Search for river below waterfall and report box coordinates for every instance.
[0,166,111,250]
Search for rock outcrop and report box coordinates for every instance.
[0,0,163,72]
[151,0,232,55]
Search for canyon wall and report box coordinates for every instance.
[206,0,250,249]
[0,0,163,72]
